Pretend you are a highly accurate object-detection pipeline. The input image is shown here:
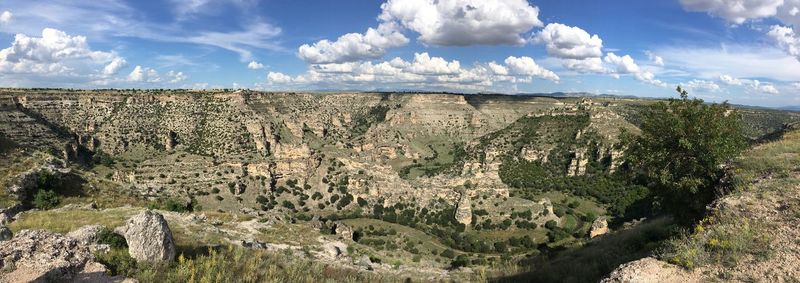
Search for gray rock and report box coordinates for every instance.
[356,255,372,270]
[0,229,93,282]
[116,210,175,263]
[66,224,104,244]
[0,226,12,241]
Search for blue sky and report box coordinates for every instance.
[0,0,799,107]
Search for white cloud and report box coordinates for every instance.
[533,23,603,59]
[406,52,461,75]
[504,56,559,81]
[267,52,558,91]
[777,0,800,27]
[793,82,800,88]
[0,1,283,61]
[102,57,127,76]
[768,25,800,62]
[247,61,264,70]
[684,79,721,91]
[0,28,123,79]
[167,70,187,83]
[719,74,743,85]
[748,79,780,94]
[678,0,784,24]
[644,50,665,66]
[267,71,294,84]
[604,53,640,74]
[562,58,607,74]
[0,11,12,24]
[656,45,800,81]
[604,53,666,87]
[378,0,542,46]
[298,23,408,64]
[127,65,161,82]
[760,84,780,93]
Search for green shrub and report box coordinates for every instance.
[97,227,128,249]
[33,190,59,210]
[95,249,138,277]
[623,87,745,218]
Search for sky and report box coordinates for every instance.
[0,0,799,107]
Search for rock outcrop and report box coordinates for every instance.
[454,192,472,226]
[601,257,695,283]
[0,229,93,282]
[65,224,104,244]
[589,217,609,238]
[116,210,176,263]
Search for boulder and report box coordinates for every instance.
[601,257,695,283]
[0,226,12,241]
[0,229,93,282]
[333,222,354,240]
[115,210,176,263]
[356,255,373,270]
[66,225,104,244]
[590,217,609,238]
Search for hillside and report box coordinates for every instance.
[0,89,798,281]
[604,124,800,282]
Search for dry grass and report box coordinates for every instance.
[115,245,404,283]
[7,208,133,234]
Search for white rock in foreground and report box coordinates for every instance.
[116,210,176,263]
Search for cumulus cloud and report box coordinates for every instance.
[247,61,264,70]
[406,52,461,75]
[298,23,408,64]
[103,57,127,76]
[297,0,546,64]
[604,53,666,87]
[561,58,607,74]
[267,71,294,84]
[0,28,124,77]
[678,0,784,24]
[719,74,744,85]
[768,25,800,61]
[748,79,780,93]
[0,11,12,24]
[268,52,558,91]
[684,79,721,91]
[533,23,603,59]
[793,82,800,88]
[167,70,187,83]
[777,0,800,27]
[644,50,665,66]
[379,0,542,46]
[127,65,161,82]
[503,56,559,81]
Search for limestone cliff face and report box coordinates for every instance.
[0,90,638,216]
[454,192,472,226]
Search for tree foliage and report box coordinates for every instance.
[623,87,745,217]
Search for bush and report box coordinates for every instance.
[95,248,138,277]
[450,255,470,269]
[33,190,59,210]
[545,220,558,230]
[440,249,456,259]
[97,227,128,249]
[623,87,745,218]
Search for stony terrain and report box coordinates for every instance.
[0,89,797,281]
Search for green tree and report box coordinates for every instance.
[33,190,59,210]
[623,87,745,218]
